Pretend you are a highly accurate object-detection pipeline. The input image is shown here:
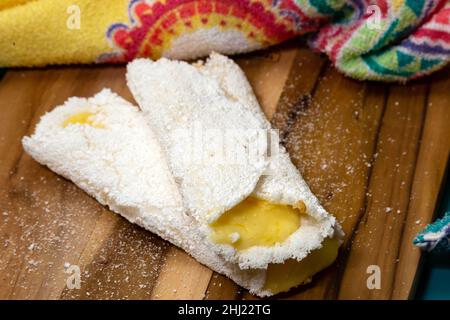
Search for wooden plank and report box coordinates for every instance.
[392,69,450,299]
[150,247,212,300]
[267,65,447,299]
[270,48,326,140]
[60,219,169,300]
[235,43,298,118]
[337,80,428,299]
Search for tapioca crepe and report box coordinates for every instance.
[23,53,343,297]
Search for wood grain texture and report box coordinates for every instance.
[0,44,448,300]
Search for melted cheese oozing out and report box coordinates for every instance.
[63,112,104,128]
[210,197,304,251]
[264,238,339,294]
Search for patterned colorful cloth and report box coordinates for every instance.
[0,0,449,81]
[414,213,450,253]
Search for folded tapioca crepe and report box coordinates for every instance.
[23,55,343,296]
[127,53,342,276]
[194,54,342,265]
[22,89,185,234]
[21,89,268,295]
[22,88,338,296]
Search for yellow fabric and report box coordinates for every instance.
[0,0,128,66]
[0,0,303,67]
[0,0,33,10]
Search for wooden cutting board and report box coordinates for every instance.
[0,42,449,300]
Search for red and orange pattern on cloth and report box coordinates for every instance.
[0,0,449,81]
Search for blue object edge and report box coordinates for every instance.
[414,159,450,300]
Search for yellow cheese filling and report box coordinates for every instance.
[210,197,305,251]
[264,238,339,294]
[63,112,104,128]
[210,197,338,294]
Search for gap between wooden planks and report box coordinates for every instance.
[0,43,449,300]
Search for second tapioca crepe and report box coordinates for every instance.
[127,53,343,271]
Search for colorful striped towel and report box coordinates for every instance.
[0,0,449,81]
